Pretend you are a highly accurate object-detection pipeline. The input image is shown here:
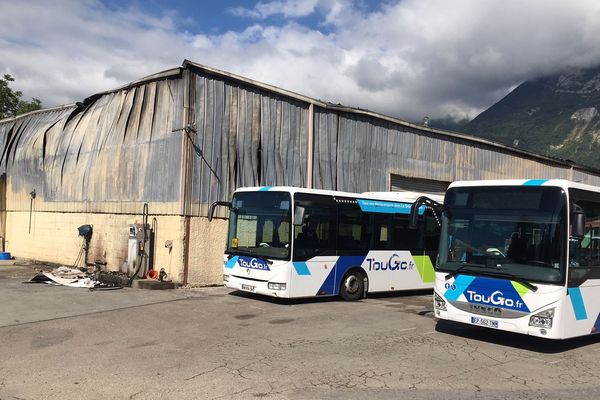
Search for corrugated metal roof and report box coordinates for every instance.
[182,59,600,176]
[4,58,600,176]
[82,67,183,101]
[0,104,76,124]
[2,58,600,216]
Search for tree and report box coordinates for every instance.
[0,74,42,120]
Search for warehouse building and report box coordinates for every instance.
[1,59,600,285]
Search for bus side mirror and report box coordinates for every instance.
[571,205,586,239]
[208,201,232,221]
[294,206,305,225]
[409,196,443,229]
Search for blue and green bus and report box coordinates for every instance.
[210,187,442,301]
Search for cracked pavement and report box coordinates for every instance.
[1,264,600,399]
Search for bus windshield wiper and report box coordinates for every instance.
[227,248,275,264]
[485,270,538,292]
[445,263,496,280]
[227,248,255,257]
[445,263,538,292]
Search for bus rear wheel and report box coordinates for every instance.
[340,270,365,301]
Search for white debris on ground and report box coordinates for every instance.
[27,266,127,290]
[41,271,96,288]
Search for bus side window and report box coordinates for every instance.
[373,214,392,250]
[568,190,600,285]
[423,211,441,251]
[293,193,337,261]
[390,215,419,252]
[337,202,371,256]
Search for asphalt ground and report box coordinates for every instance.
[1,262,600,399]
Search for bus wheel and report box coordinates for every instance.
[340,270,365,301]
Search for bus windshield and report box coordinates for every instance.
[226,191,292,260]
[438,186,566,284]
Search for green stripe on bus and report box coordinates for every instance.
[413,255,435,283]
[511,281,530,297]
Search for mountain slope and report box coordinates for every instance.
[463,66,600,168]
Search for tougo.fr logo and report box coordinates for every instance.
[366,254,414,271]
[237,256,270,271]
[450,276,531,313]
[465,289,525,311]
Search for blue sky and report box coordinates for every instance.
[102,0,265,34]
[1,0,600,122]
[107,0,382,34]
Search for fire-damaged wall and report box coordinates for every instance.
[2,60,600,285]
[0,69,186,280]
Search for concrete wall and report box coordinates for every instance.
[5,211,185,282]
[186,217,228,286]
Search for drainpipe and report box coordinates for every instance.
[180,68,192,285]
[28,189,36,234]
[306,103,314,189]
[183,216,190,286]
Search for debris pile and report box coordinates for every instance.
[26,266,128,290]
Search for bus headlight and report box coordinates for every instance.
[434,292,447,311]
[529,308,554,329]
[268,282,287,291]
[223,274,229,282]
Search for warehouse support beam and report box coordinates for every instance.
[307,103,314,189]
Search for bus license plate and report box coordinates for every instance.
[471,316,498,328]
[241,284,256,292]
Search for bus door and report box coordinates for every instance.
[293,193,338,296]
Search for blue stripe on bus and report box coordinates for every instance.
[293,262,311,276]
[444,275,476,301]
[318,267,337,296]
[522,179,549,186]
[316,256,366,296]
[258,186,272,191]
[568,287,588,320]
[357,199,425,215]
[225,256,238,269]
[592,314,600,334]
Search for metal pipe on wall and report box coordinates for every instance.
[183,216,190,286]
[179,69,191,216]
[28,189,36,234]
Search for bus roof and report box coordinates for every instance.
[449,179,600,194]
[233,186,444,204]
[360,191,444,203]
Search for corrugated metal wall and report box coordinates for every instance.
[0,76,184,215]
[3,62,600,220]
[312,109,600,192]
[313,109,338,191]
[187,71,309,216]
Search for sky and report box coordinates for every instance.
[1,0,600,123]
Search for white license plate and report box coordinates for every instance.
[241,284,256,292]
[471,316,498,328]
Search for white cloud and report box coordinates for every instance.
[229,0,319,19]
[2,0,600,122]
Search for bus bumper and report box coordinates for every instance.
[435,302,562,339]
[224,274,291,298]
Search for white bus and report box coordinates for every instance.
[411,179,600,339]
[209,187,442,300]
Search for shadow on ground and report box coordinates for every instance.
[229,288,432,305]
[435,319,600,353]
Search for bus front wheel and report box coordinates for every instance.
[340,270,365,301]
